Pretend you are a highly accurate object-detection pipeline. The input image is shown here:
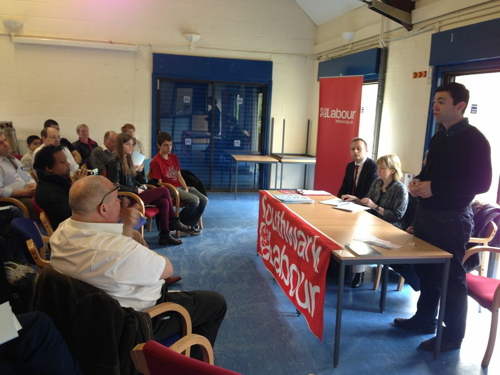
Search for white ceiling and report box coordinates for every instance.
[295,0,366,26]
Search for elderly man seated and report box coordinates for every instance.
[0,131,38,219]
[49,176,226,358]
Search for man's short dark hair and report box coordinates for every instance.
[435,82,470,110]
[351,137,367,148]
[40,128,48,138]
[27,135,41,145]
[44,119,59,128]
[156,132,172,146]
[33,145,63,171]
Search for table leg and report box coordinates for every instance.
[434,258,450,359]
[334,261,345,367]
[280,162,284,189]
[271,163,278,190]
[235,161,239,199]
[379,264,389,312]
[230,158,233,195]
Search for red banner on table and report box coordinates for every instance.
[314,76,363,194]
[257,191,342,341]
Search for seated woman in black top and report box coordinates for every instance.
[106,133,190,246]
[342,154,408,288]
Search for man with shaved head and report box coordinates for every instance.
[49,176,226,358]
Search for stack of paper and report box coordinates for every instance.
[273,194,314,204]
[296,189,332,196]
[345,242,382,257]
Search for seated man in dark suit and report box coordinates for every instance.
[338,137,378,288]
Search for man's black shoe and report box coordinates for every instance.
[350,272,364,288]
[419,336,461,352]
[393,317,436,334]
[169,217,191,232]
[159,233,183,246]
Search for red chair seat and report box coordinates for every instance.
[144,206,160,218]
[143,340,240,375]
[467,273,500,310]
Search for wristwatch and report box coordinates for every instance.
[375,205,380,212]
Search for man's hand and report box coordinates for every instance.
[341,194,356,202]
[408,179,432,198]
[73,169,87,180]
[13,186,36,197]
[121,206,141,238]
[406,226,414,234]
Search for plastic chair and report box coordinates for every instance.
[131,338,241,375]
[463,246,500,367]
[11,217,50,271]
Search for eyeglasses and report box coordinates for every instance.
[99,183,120,206]
[48,135,61,139]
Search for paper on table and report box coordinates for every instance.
[131,151,145,166]
[354,235,401,250]
[274,194,314,204]
[296,189,332,196]
[333,203,370,212]
[319,198,344,206]
[0,302,21,345]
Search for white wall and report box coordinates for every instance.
[0,0,317,158]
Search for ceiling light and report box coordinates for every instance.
[3,20,24,30]
[342,31,355,43]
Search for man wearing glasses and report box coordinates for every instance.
[50,176,227,358]
[33,127,79,176]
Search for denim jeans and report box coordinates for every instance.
[413,204,472,341]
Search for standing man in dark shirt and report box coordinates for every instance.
[338,137,378,287]
[394,82,492,352]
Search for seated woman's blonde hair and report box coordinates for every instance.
[377,154,403,181]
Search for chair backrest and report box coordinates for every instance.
[39,212,55,237]
[11,218,49,270]
[0,197,30,218]
[470,221,498,246]
[133,339,241,375]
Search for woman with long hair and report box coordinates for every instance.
[106,133,190,246]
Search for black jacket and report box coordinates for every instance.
[72,139,98,168]
[338,158,378,198]
[106,157,146,194]
[34,169,72,229]
[32,265,153,375]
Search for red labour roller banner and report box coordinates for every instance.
[257,191,342,341]
[314,76,364,195]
